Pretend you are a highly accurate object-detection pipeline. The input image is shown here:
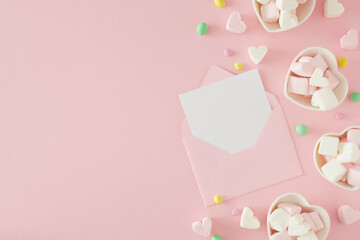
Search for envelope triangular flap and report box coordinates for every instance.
[179,69,272,154]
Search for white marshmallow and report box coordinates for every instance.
[279,10,298,30]
[321,160,347,182]
[240,207,260,229]
[337,142,360,163]
[257,0,271,4]
[269,208,291,231]
[309,68,329,87]
[324,0,345,18]
[288,214,311,236]
[318,136,339,157]
[297,231,319,240]
[311,88,339,110]
[276,0,299,10]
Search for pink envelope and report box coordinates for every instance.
[181,66,303,207]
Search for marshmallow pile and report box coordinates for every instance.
[319,129,360,186]
[287,53,341,110]
[258,0,307,30]
[269,202,324,240]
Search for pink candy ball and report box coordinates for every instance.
[223,49,233,57]
[336,113,344,120]
[231,208,239,216]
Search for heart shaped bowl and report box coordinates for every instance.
[252,0,315,33]
[284,47,348,111]
[267,192,330,240]
[313,126,360,191]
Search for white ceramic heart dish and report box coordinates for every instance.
[252,0,316,33]
[313,126,360,191]
[267,192,330,240]
[284,47,348,111]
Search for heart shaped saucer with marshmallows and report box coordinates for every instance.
[252,0,315,32]
[284,47,348,111]
[267,193,330,240]
[313,126,360,191]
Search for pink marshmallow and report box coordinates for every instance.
[324,70,340,90]
[278,203,302,216]
[290,61,315,77]
[287,76,309,95]
[340,163,354,182]
[347,165,360,187]
[312,54,328,72]
[270,231,292,240]
[306,84,318,97]
[261,0,280,23]
[323,155,336,162]
[301,213,316,230]
[347,129,360,145]
[297,0,307,3]
[309,211,325,232]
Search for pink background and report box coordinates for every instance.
[0,0,359,239]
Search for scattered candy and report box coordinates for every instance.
[214,0,225,8]
[338,56,347,68]
[192,217,212,237]
[212,235,223,240]
[350,92,360,102]
[234,62,243,71]
[226,11,246,34]
[223,49,232,56]
[335,113,344,120]
[296,124,308,136]
[214,195,223,204]
[340,29,358,50]
[240,207,261,229]
[338,205,360,225]
[248,46,267,64]
[232,208,239,216]
[324,0,345,18]
[197,22,208,35]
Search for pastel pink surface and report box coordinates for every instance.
[0,0,359,240]
[181,66,302,207]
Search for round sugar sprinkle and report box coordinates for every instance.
[214,0,225,7]
[338,57,348,68]
[296,124,308,136]
[232,208,239,216]
[214,195,223,204]
[197,22,208,35]
[234,62,243,70]
[350,92,360,102]
[223,49,232,56]
[335,113,344,120]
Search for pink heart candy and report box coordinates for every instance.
[340,29,358,50]
[338,205,360,225]
[226,11,246,34]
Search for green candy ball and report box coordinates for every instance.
[296,124,308,136]
[197,22,208,35]
[212,235,223,240]
[350,92,360,102]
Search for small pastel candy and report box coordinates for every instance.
[338,205,360,225]
[296,124,308,136]
[335,113,344,120]
[350,92,360,102]
[226,11,246,34]
[212,235,223,240]
[232,208,239,216]
[214,0,225,7]
[214,195,223,204]
[197,22,208,35]
[260,0,280,23]
[223,49,233,56]
[340,29,358,50]
[338,57,348,68]
[324,0,345,18]
[234,62,243,70]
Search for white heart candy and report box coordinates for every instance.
[288,214,311,236]
[276,0,299,10]
[240,207,261,229]
[310,68,329,87]
[279,10,299,30]
[192,217,212,237]
[248,46,267,64]
[226,11,247,34]
[340,29,358,50]
[256,0,270,4]
[324,0,345,18]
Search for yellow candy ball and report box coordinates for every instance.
[338,57,348,68]
[214,195,223,204]
[234,62,243,71]
[214,0,225,8]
